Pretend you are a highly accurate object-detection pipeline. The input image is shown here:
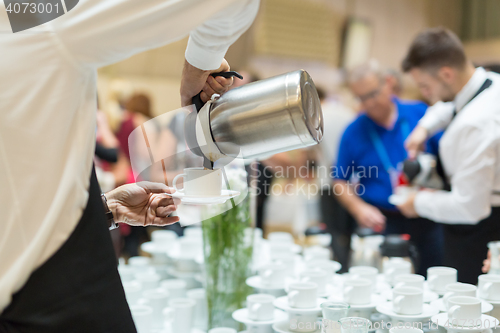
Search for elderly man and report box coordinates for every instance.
[333,60,443,275]
[399,28,500,284]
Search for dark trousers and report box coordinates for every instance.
[320,187,356,273]
[0,167,136,333]
[382,210,443,277]
[443,207,500,285]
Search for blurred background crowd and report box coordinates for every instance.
[92,0,500,272]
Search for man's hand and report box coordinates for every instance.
[180,59,234,107]
[106,182,181,226]
[404,125,429,160]
[353,203,387,232]
[397,192,419,218]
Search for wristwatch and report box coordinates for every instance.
[101,193,119,230]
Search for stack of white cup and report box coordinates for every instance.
[383,258,412,286]
[343,278,373,306]
[246,294,277,333]
[287,282,320,333]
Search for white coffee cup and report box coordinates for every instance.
[306,259,340,281]
[184,226,203,239]
[123,280,142,305]
[443,283,477,310]
[135,271,161,290]
[128,256,153,274]
[187,288,208,330]
[259,262,287,287]
[160,279,187,298]
[142,288,170,329]
[447,296,481,323]
[288,282,318,308]
[130,305,153,333]
[304,246,331,262]
[269,242,294,259]
[247,294,276,321]
[393,274,425,289]
[118,265,136,282]
[268,232,295,244]
[427,267,457,294]
[384,259,412,285]
[163,298,197,333]
[478,274,500,301]
[152,230,178,244]
[273,253,296,277]
[289,312,319,333]
[392,286,423,315]
[348,266,378,287]
[172,167,222,197]
[301,270,328,295]
[343,278,372,305]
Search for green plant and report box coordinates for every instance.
[201,168,254,329]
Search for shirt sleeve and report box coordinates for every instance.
[418,101,455,136]
[334,127,355,181]
[52,0,260,69]
[414,125,495,224]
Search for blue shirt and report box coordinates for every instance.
[334,98,441,210]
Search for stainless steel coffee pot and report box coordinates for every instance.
[185,70,324,169]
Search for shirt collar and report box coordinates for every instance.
[454,67,488,112]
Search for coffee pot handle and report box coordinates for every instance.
[191,71,244,111]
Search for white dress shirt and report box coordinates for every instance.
[415,67,500,224]
[0,0,259,313]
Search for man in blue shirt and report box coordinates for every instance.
[333,60,443,276]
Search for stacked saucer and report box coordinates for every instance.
[232,294,287,333]
[273,282,326,333]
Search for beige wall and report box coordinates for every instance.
[97,0,468,118]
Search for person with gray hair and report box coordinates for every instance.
[333,59,443,275]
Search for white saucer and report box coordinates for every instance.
[479,297,500,306]
[381,289,439,303]
[273,320,321,333]
[167,190,240,205]
[376,301,439,321]
[431,313,499,331]
[328,293,386,310]
[273,296,326,314]
[246,276,287,291]
[232,308,288,325]
[431,298,493,313]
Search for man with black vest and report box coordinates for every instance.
[397,27,500,284]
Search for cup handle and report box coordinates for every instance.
[394,282,405,289]
[484,282,493,299]
[172,173,186,192]
[393,295,405,313]
[448,305,460,321]
[288,290,299,307]
[262,269,273,279]
[250,303,261,316]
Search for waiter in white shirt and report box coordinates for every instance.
[397,27,500,284]
[0,0,259,331]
